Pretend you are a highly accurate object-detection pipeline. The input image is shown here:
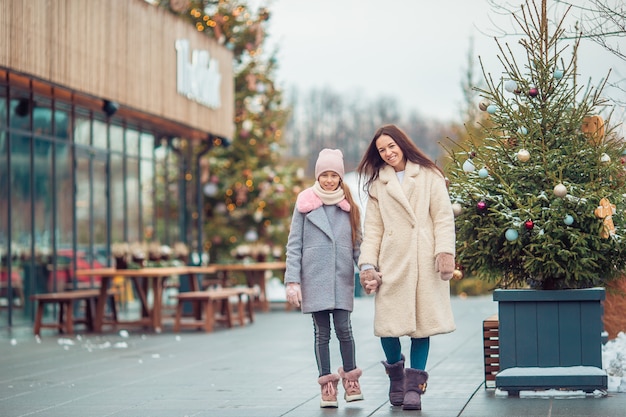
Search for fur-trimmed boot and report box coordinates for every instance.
[381,355,405,406]
[338,367,364,402]
[318,373,340,408]
[402,368,428,411]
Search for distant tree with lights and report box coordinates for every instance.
[444,0,626,290]
[158,0,302,261]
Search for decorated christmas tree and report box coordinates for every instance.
[445,0,626,290]
[159,0,303,262]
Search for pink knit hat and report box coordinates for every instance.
[315,148,345,180]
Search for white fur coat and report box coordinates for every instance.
[358,161,456,338]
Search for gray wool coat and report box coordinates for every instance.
[358,161,456,338]
[284,191,361,314]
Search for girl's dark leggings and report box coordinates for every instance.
[312,309,356,377]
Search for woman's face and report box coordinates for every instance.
[376,134,406,171]
[318,171,341,191]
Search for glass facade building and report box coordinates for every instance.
[0,0,234,327]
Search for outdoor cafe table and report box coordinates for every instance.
[75,266,216,333]
[208,262,286,312]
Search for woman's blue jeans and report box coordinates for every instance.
[380,336,430,370]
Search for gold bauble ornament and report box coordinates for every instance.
[553,183,568,198]
[517,149,530,162]
[452,269,464,280]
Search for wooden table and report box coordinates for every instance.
[208,262,286,312]
[76,266,211,333]
[75,263,281,333]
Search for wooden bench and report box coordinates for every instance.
[483,314,500,388]
[172,287,256,333]
[30,289,118,336]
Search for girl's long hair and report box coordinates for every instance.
[357,124,444,197]
[341,181,361,247]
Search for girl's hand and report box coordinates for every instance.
[360,269,382,294]
[286,283,302,307]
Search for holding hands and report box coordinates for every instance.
[359,269,383,294]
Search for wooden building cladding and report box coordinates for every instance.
[0,0,234,140]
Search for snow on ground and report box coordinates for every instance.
[603,331,626,392]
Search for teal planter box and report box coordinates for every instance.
[493,288,607,394]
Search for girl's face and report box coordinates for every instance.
[318,171,341,191]
[376,134,406,171]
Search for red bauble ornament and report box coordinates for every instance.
[477,201,487,211]
[528,87,539,97]
[524,220,534,230]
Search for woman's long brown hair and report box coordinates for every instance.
[357,124,444,198]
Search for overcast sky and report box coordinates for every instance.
[259,0,625,124]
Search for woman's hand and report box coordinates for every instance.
[359,269,383,294]
[286,283,302,307]
[436,253,455,281]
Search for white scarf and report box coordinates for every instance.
[313,181,345,206]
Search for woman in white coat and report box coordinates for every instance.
[357,124,456,411]
[284,149,364,408]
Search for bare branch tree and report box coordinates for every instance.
[556,0,625,61]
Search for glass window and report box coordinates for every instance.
[74,116,91,146]
[55,140,73,256]
[54,105,70,140]
[9,96,32,132]
[92,119,107,150]
[0,86,6,130]
[126,128,139,157]
[110,153,124,243]
[140,132,154,159]
[92,158,108,253]
[32,137,54,289]
[110,124,123,153]
[9,130,32,273]
[75,150,92,257]
[0,99,7,255]
[32,98,53,137]
[141,159,154,241]
[126,158,140,242]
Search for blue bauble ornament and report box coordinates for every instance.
[505,228,519,241]
[564,215,574,226]
[478,168,489,178]
[554,69,564,80]
[487,104,497,114]
[517,126,528,135]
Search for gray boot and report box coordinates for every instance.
[403,368,428,410]
[381,355,405,406]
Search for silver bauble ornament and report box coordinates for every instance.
[462,159,475,173]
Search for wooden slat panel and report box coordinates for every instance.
[580,300,604,367]
[1,0,234,140]
[514,302,539,366]
[537,301,560,366]
[558,301,583,366]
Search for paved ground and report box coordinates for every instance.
[1,294,625,417]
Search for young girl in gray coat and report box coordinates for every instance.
[284,148,364,408]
